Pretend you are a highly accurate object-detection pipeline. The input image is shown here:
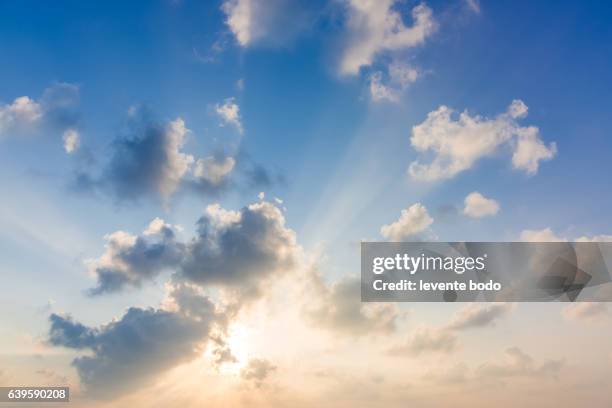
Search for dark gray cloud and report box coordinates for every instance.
[88,201,298,300]
[48,295,218,399]
[98,113,194,201]
[71,109,278,203]
[48,314,97,349]
[88,218,186,295]
[178,201,298,298]
[305,272,399,336]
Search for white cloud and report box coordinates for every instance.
[408,100,557,181]
[0,96,43,134]
[215,98,243,134]
[380,203,433,241]
[193,156,235,185]
[62,129,80,154]
[512,126,557,174]
[340,1,437,76]
[368,71,399,102]
[161,118,195,198]
[368,62,419,103]
[0,83,80,140]
[222,0,252,46]
[221,0,311,47]
[463,191,499,218]
[519,228,565,242]
[576,235,612,242]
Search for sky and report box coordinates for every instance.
[1,0,612,406]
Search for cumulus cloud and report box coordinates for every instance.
[305,272,399,336]
[95,115,194,201]
[221,0,313,47]
[72,108,271,202]
[339,1,437,76]
[462,191,499,218]
[0,83,80,140]
[88,200,298,299]
[48,298,218,399]
[519,228,565,242]
[475,347,564,380]
[193,156,236,186]
[408,100,557,181]
[388,327,457,356]
[87,218,185,295]
[215,98,243,134]
[380,203,433,241]
[446,303,513,331]
[240,358,277,387]
[512,126,557,174]
[179,201,298,299]
[0,96,42,134]
[62,129,80,154]
[563,302,608,322]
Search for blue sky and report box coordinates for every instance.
[1,0,612,405]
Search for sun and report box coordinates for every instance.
[218,323,251,375]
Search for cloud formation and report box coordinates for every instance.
[462,191,500,218]
[87,218,185,295]
[0,96,42,134]
[339,1,436,76]
[388,327,457,356]
[240,358,277,387]
[194,156,236,186]
[519,227,564,242]
[88,200,298,299]
[62,129,80,154]
[446,303,513,331]
[179,201,298,299]
[215,98,243,134]
[409,100,557,181]
[380,203,433,241]
[48,293,218,399]
[221,0,313,47]
[0,83,80,140]
[102,117,194,200]
[368,62,419,103]
[305,273,399,336]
